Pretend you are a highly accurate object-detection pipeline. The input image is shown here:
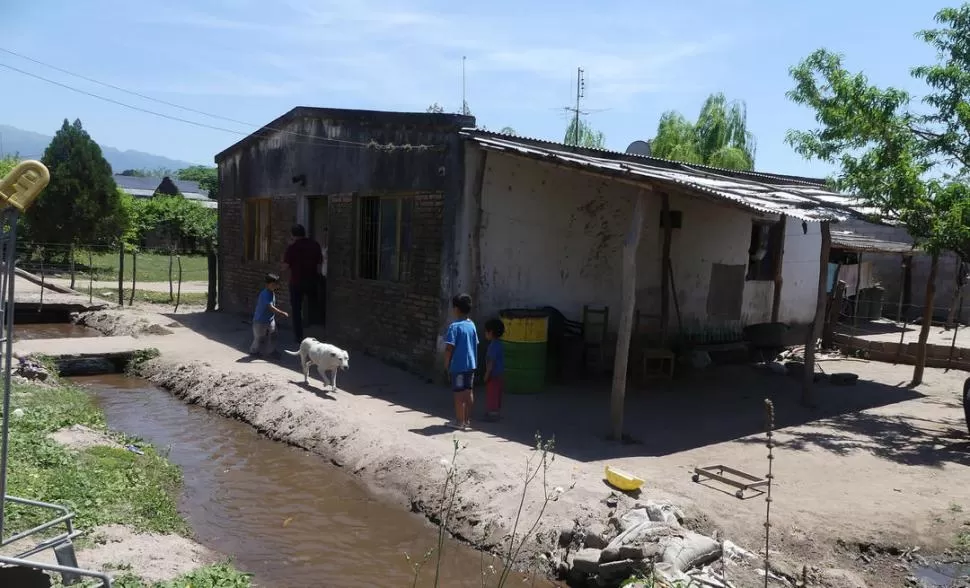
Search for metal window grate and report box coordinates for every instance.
[356,196,414,282]
[245,199,272,262]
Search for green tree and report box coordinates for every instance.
[0,155,19,179]
[129,195,216,252]
[176,165,219,200]
[24,119,129,246]
[499,126,516,135]
[786,4,970,386]
[426,103,445,114]
[563,119,606,149]
[649,93,756,170]
[119,169,148,177]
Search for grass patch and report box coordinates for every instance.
[110,563,253,588]
[5,380,187,535]
[27,251,209,283]
[98,289,209,306]
[957,528,970,553]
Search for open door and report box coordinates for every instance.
[308,197,329,327]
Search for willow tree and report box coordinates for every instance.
[563,119,606,149]
[649,93,756,170]
[787,3,970,386]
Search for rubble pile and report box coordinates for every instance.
[555,499,728,587]
[13,353,51,383]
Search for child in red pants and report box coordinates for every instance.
[484,318,505,421]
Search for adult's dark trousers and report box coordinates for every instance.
[289,280,318,343]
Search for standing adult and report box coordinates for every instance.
[282,224,322,344]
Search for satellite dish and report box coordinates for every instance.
[625,140,652,157]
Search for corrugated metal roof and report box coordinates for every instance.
[831,231,915,254]
[113,174,209,198]
[461,130,868,223]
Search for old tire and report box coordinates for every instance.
[963,377,970,436]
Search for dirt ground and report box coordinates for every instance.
[34,306,970,587]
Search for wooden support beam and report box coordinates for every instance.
[611,191,647,441]
[660,193,672,342]
[802,221,831,407]
[770,216,787,323]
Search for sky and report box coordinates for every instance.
[0,0,958,177]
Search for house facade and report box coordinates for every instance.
[215,108,858,376]
[214,107,473,373]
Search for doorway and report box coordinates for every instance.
[308,197,329,327]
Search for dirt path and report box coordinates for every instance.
[24,307,970,587]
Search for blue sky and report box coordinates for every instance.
[0,0,956,176]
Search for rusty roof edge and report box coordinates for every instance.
[468,135,845,223]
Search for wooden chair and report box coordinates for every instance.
[582,305,609,376]
[632,309,675,382]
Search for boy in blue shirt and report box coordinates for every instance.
[250,273,288,359]
[443,293,478,431]
[484,318,506,422]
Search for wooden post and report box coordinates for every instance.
[770,217,787,323]
[852,252,863,327]
[912,252,940,386]
[802,221,831,407]
[896,256,908,324]
[69,244,75,291]
[610,191,646,441]
[174,255,183,313]
[88,250,93,304]
[128,250,137,306]
[206,244,217,312]
[168,249,174,302]
[659,193,672,342]
[117,242,125,307]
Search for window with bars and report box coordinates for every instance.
[746,220,784,281]
[244,198,272,261]
[357,195,414,281]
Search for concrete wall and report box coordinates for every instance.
[217,108,472,374]
[459,149,822,336]
[837,218,968,323]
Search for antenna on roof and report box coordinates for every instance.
[461,56,466,115]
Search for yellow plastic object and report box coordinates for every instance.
[0,160,50,212]
[605,465,644,492]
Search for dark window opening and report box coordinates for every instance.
[357,195,414,282]
[746,220,784,281]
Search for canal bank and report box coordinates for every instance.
[14,304,970,588]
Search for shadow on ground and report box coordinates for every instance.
[169,311,949,465]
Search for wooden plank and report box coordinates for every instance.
[771,216,787,322]
[803,221,832,406]
[610,190,647,441]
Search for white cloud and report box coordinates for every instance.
[133,0,730,107]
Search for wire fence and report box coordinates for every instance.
[16,242,215,311]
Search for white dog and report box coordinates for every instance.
[284,337,350,390]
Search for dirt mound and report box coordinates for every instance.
[75,309,174,337]
[49,424,121,451]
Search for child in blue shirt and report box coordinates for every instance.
[484,318,506,422]
[444,293,478,431]
[250,273,288,359]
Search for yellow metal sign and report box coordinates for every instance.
[0,160,50,212]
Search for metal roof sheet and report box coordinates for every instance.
[830,231,916,254]
[461,131,869,223]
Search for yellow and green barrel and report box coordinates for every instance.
[499,309,549,394]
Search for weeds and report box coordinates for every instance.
[108,562,252,588]
[416,432,568,588]
[126,348,161,372]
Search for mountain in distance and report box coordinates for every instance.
[0,124,200,172]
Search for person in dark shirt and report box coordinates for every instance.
[282,224,323,344]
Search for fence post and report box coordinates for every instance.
[117,242,125,307]
[206,244,217,312]
[69,244,76,291]
[168,249,174,302]
[174,255,183,313]
[38,248,44,309]
[88,250,93,304]
[129,249,137,306]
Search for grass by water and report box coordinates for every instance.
[6,378,251,586]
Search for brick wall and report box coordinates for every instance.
[218,190,297,317]
[328,193,445,373]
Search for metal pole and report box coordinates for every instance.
[0,210,21,539]
[69,244,75,291]
[88,251,93,305]
[174,255,183,313]
[129,250,137,306]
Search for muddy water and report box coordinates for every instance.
[14,323,102,340]
[74,374,559,588]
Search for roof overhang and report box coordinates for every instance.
[462,130,869,223]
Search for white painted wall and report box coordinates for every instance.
[463,149,822,333]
